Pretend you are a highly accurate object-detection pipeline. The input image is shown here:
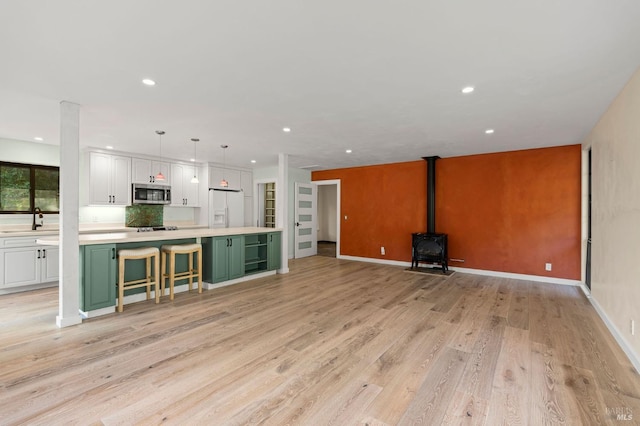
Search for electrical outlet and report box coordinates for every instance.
[545,263,552,271]
[632,320,635,336]
[381,246,385,255]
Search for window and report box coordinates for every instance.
[0,162,59,213]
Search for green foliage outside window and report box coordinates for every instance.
[0,162,59,213]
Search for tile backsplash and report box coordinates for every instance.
[125,205,163,227]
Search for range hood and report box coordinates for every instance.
[209,187,242,193]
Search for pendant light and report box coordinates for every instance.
[190,138,199,184]
[220,144,229,188]
[155,130,166,181]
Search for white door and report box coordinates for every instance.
[294,182,317,258]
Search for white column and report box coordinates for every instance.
[57,101,82,328]
[277,153,289,274]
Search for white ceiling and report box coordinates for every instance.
[1,1,639,170]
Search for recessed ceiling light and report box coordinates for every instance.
[461,86,474,94]
[190,158,195,162]
[282,127,291,133]
[346,149,352,154]
[142,78,156,86]
[251,160,256,164]
[106,145,114,150]
[485,129,495,134]
[34,137,43,141]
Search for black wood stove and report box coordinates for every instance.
[411,232,448,272]
[411,156,449,273]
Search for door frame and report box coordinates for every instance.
[581,146,591,292]
[314,179,341,259]
[254,178,276,228]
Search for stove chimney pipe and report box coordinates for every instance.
[423,156,439,234]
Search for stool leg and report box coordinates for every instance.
[118,257,125,313]
[188,252,193,291]
[169,252,175,300]
[145,256,151,301]
[154,252,160,304]
[161,251,166,297]
[197,247,202,293]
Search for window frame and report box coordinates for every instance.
[0,161,60,214]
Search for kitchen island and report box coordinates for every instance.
[37,227,282,317]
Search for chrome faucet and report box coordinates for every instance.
[32,207,43,230]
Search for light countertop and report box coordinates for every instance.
[36,227,282,246]
[0,223,208,238]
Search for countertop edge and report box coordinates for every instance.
[36,227,283,246]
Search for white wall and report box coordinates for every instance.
[317,184,337,241]
[0,138,59,166]
[583,67,640,368]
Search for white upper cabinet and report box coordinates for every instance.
[241,171,253,197]
[132,158,171,184]
[170,163,199,207]
[209,167,242,191]
[88,152,131,206]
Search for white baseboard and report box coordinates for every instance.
[203,270,276,291]
[448,266,581,286]
[581,287,640,374]
[56,314,83,328]
[0,281,57,295]
[80,306,115,319]
[339,254,639,373]
[338,255,580,286]
[339,255,411,268]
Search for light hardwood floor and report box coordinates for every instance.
[1,256,639,425]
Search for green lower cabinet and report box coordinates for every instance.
[80,244,116,311]
[267,232,281,271]
[203,235,244,283]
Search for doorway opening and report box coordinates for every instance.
[315,179,340,258]
[255,181,276,228]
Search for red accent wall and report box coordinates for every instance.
[313,161,426,260]
[312,144,582,280]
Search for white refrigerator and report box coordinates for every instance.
[208,188,244,228]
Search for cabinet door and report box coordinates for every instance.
[267,232,281,271]
[111,155,131,206]
[228,235,244,279]
[210,167,242,191]
[153,161,171,185]
[89,152,112,205]
[133,159,170,184]
[132,158,152,183]
[184,166,199,207]
[212,237,230,283]
[41,247,59,283]
[170,163,186,206]
[241,171,253,196]
[244,196,253,226]
[0,247,40,287]
[82,244,116,311]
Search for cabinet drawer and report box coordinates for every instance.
[1,237,40,248]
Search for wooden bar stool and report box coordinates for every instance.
[117,247,160,312]
[161,243,203,300]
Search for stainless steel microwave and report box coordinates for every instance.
[132,183,171,205]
